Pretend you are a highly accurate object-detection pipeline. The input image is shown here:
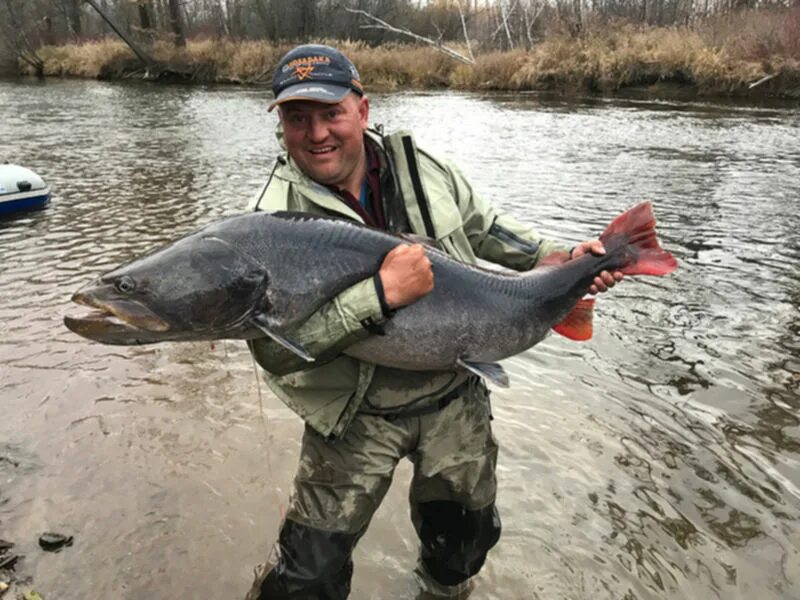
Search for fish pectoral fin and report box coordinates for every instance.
[457,358,509,388]
[251,316,315,363]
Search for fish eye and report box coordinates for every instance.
[115,276,136,294]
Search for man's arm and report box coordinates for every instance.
[249,162,434,375]
[445,161,563,270]
[249,278,384,375]
[249,243,433,376]
[446,161,622,292]
[248,170,385,375]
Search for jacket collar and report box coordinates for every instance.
[273,127,460,240]
[272,128,386,224]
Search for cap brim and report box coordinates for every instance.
[268,83,351,111]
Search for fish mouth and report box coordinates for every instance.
[64,290,171,344]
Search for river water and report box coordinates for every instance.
[0,79,798,599]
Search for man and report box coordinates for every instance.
[244,44,621,600]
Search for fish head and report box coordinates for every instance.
[64,233,270,345]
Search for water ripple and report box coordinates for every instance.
[1,80,799,599]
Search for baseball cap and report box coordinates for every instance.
[269,44,364,112]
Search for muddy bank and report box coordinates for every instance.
[0,446,55,600]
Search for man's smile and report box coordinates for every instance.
[308,146,337,155]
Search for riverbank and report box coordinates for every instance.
[15,10,800,98]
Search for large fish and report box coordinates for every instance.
[64,202,677,386]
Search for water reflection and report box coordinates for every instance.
[1,80,799,599]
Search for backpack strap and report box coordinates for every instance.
[382,131,437,239]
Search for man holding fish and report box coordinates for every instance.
[243,44,624,600]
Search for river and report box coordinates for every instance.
[1,78,799,599]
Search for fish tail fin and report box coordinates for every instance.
[553,297,595,341]
[600,201,678,276]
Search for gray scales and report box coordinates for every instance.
[64,202,677,386]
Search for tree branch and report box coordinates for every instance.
[523,1,546,47]
[345,7,475,65]
[456,0,475,63]
[749,73,778,89]
[499,0,517,50]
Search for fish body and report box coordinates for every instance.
[64,202,677,382]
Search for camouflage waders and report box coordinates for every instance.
[244,377,501,599]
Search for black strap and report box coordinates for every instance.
[360,316,385,336]
[379,381,468,422]
[401,135,436,239]
[373,273,396,319]
[252,157,283,212]
[488,216,540,255]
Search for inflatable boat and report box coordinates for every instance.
[0,164,51,215]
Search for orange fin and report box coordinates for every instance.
[599,201,678,276]
[552,298,595,341]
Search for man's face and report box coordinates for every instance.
[278,93,369,190]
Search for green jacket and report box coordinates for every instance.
[248,128,562,439]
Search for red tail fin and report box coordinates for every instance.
[553,297,595,341]
[600,201,678,276]
[553,202,676,342]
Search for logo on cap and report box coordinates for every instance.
[282,55,331,73]
[295,65,315,80]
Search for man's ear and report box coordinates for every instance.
[358,95,370,130]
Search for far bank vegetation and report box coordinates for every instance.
[2,1,799,98]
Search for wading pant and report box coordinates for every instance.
[244,379,501,600]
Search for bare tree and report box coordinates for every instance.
[457,0,476,61]
[66,0,82,36]
[2,0,44,75]
[167,0,185,45]
[136,0,153,30]
[225,0,242,37]
[520,0,544,48]
[252,0,274,37]
[499,0,515,49]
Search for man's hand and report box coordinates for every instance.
[571,240,624,294]
[379,244,434,309]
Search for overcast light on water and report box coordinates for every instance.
[1,79,799,599]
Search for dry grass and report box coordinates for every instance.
[37,39,134,77]
[24,9,800,98]
[449,50,530,89]
[510,24,713,90]
[146,38,285,81]
[699,6,800,61]
[345,43,456,89]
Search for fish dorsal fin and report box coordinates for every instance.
[269,210,346,222]
[268,211,442,254]
[552,297,595,341]
[251,314,315,362]
[269,210,375,229]
[457,358,509,388]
